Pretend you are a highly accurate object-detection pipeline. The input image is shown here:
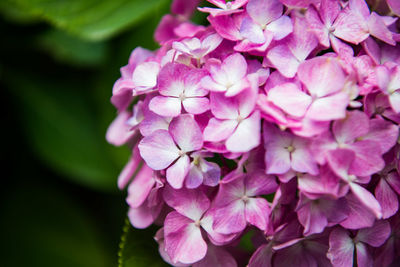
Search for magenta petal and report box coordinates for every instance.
[340,193,376,229]
[182,97,209,115]
[355,242,373,267]
[213,200,246,234]
[268,82,312,117]
[200,211,238,246]
[126,165,155,208]
[164,211,207,264]
[149,96,182,117]
[163,185,210,221]
[248,244,273,267]
[388,0,400,16]
[166,155,190,189]
[387,172,400,195]
[193,244,237,267]
[368,12,396,45]
[332,110,369,144]
[327,227,354,267]
[356,220,391,247]
[226,111,261,153]
[349,182,382,219]
[245,172,278,196]
[245,198,270,231]
[169,114,203,152]
[349,140,385,176]
[203,118,238,142]
[185,164,204,189]
[200,160,221,187]
[376,178,399,219]
[363,117,399,153]
[138,130,179,170]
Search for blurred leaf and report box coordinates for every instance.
[0,181,114,267]
[0,0,39,23]
[5,0,170,41]
[118,219,168,267]
[36,29,108,66]
[4,69,122,191]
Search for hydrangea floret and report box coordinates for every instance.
[107,0,400,266]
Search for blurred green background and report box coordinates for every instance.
[0,0,174,266]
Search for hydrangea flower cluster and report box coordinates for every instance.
[107,0,400,266]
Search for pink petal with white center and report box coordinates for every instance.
[246,0,283,26]
[332,110,369,144]
[368,12,396,45]
[268,83,312,117]
[362,117,398,153]
[164,211,207,264]
[139,130,179,170]
[132,62,160,89]
[183,69,208,97]
[149,96,181,117]
[349,182,382,219]
[222,53,247,83]
[355,242,372,267]
[298,57,346,98]
[267,45,300,78]
[240,17,265,44]
[182,97,210,115]
[348,140,385,176]
[226,111,261,153]
[356,220,391,247]
[376,177,398,219]
[225,78,249,97]
[245,197,270,231]
[128,204,158,229]
[166,155,191,189]
[210,92,239,119]
[203,118,238,142]
[340,193,376,229]
[193,244,237,267]
[266,15,293,41]
[163,185,210,221]
[306,92,349,121]
[333,7,369,44]
[327,227,354,267]
[106,111,135,146]
[291,138,319,175]
[305,5,330,47]
[213,199,246,234]
[158,63,189,97]
[169,114,203,152]
[185,164,204,189]
[126,165,155,208]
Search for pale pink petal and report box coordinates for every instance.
[138,130,179,170]
[106,111,135,146]
[245,172,278,196]
[298,57,346,98]
[126,165,155,208]
[349,182,382,219]
[182,97,210,115]
[306,92,349,121]
[158,63,189,96]
[291,138,319,175]
[245,198,270,231]
[327,227,354,267]
[149,96,182,117]
[222,53,247,83]
[376,178,398,219]
[305,5,330,47]
[117,153,141,189]
[139,110,171,136]
[288,12,318,61]
[246,0,283,26]
[200,160,221,187]
[200,212,238,246]
[128,204,158,229]
[389,91,400,113]
[268,83,312,117]
[368,12,396,45]
[356,220,391,247]
[332,110,369,144]
[164,211,207,264]
[237,79,258,118]
[210,92,239,119]
[348,140,385,176]
[169,114,203,152]
[264,143,291,174]
[214,175,245,207]
[132,62,160,89]
[320,0,340,27]
[333,8,369,44]
[166,155,191,189]
[364,117,399,153]
[203,118,238,142]
[226,111,261,153]
[163,185,210,220]
[267,45,300,78]
[185,164,204,189]
[225,78,250,97]
[266,15,293,41]
[201,75,227,92]
[213,200,246,234]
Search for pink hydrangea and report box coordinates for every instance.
[108,0,400,266]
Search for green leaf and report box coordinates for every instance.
[0,182,114,267]
[4,69,124,191]
[36,29,108,67]
[6,0,170,41]
[118,218,168,267]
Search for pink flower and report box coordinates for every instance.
[198,0,248,17]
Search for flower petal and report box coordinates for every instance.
[226,111,261,153]
[169,114,203,152]
[149,96,182,117]
[166,155,191,189]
